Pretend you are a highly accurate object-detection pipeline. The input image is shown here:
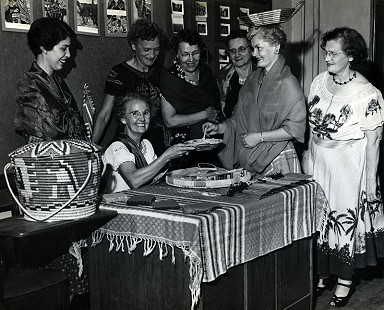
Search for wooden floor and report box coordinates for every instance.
[314,260,384,310]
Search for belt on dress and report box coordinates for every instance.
[313,136,360,149]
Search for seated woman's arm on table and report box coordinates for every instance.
[92,93,114,144]
[365,126,383,201]
[161,97,217,128]
[118,143,194,188]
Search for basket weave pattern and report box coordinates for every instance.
[9,140,101,221]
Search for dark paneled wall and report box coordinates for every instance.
[0,0,269,169]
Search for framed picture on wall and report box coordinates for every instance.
[239,7,249,16]
[218,49,229,63]
[105,0,128,37]
[75,0,100,36]
[43,0,69,23]
[197,21,207,36]
[171,0,184,15]
[172,14,184,33]
[196,1,207,21]
[219,5,229,20]
[1,0,33,32]
[132,0,152,22]
[220,23,230,37]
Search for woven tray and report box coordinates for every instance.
[166,167,252,189]
[238,1,304,27]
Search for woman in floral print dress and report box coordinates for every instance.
[303,27,384,307]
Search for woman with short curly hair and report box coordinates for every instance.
[303,27,384,307]
[15,17,86,143]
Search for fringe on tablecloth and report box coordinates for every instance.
[69,238,88,277]
[91,230,202,310]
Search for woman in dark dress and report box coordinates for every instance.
[161,29,222,168]
[92,18,169,155]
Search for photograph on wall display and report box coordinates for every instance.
[196,1,207,20]
[171,0,184,15]
[196,21,207,36]
[219,5,229,20]
[239,24,249,31]
[105,0,128,37]
[172,13,184,33]
[239,7,249,16]
[218,49,229,63]
[220,23,230,37]
[219,63,227,70]
[1,0,33,32]
[132,0,151,21]
[75,0,99,36]
[43,0,68,22]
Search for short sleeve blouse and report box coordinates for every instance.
[308,72,384,140]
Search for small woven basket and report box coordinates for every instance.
[4,139,102,222]
[166,166,252,189]
[238,1,304,27]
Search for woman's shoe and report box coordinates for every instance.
[329,282,355,307]
[316,277,335,297]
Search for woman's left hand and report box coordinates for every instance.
[366,180,381,203]
[242,132,262,148]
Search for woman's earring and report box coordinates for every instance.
[275,49,279,54]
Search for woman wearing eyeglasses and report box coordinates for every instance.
[160,29,223,168]
[302,27,384,307]
[203,24,306,176]
[216,29,257,118]
[102,93,193,193]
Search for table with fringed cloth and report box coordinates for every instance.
[90,178,329,310]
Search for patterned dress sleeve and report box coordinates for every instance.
[15,75,54,140]
[356,86,384,131]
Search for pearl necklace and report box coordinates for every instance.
[332,72,356,85]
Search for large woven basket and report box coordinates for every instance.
[4,139,102,222]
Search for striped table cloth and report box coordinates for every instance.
[91,180,328,309]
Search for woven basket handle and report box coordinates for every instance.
[4,160,93,222]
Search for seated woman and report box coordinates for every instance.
[15,17,86,143]
[160,29,222,168]
[216,29,257,118]
[203,25,306,176]
[102,93,193,193]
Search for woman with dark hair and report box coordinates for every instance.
[203,24,306,176]
[92,18,168,156]
[15,17,86,143]
[216,29,257,118]
[160,29,222,168]
[102,93,193,193]
[303,27,384,307]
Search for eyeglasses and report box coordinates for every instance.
[178,50,200,61]
[321,50,344,59]
[227,46,250,56]
[124,110,150,119]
